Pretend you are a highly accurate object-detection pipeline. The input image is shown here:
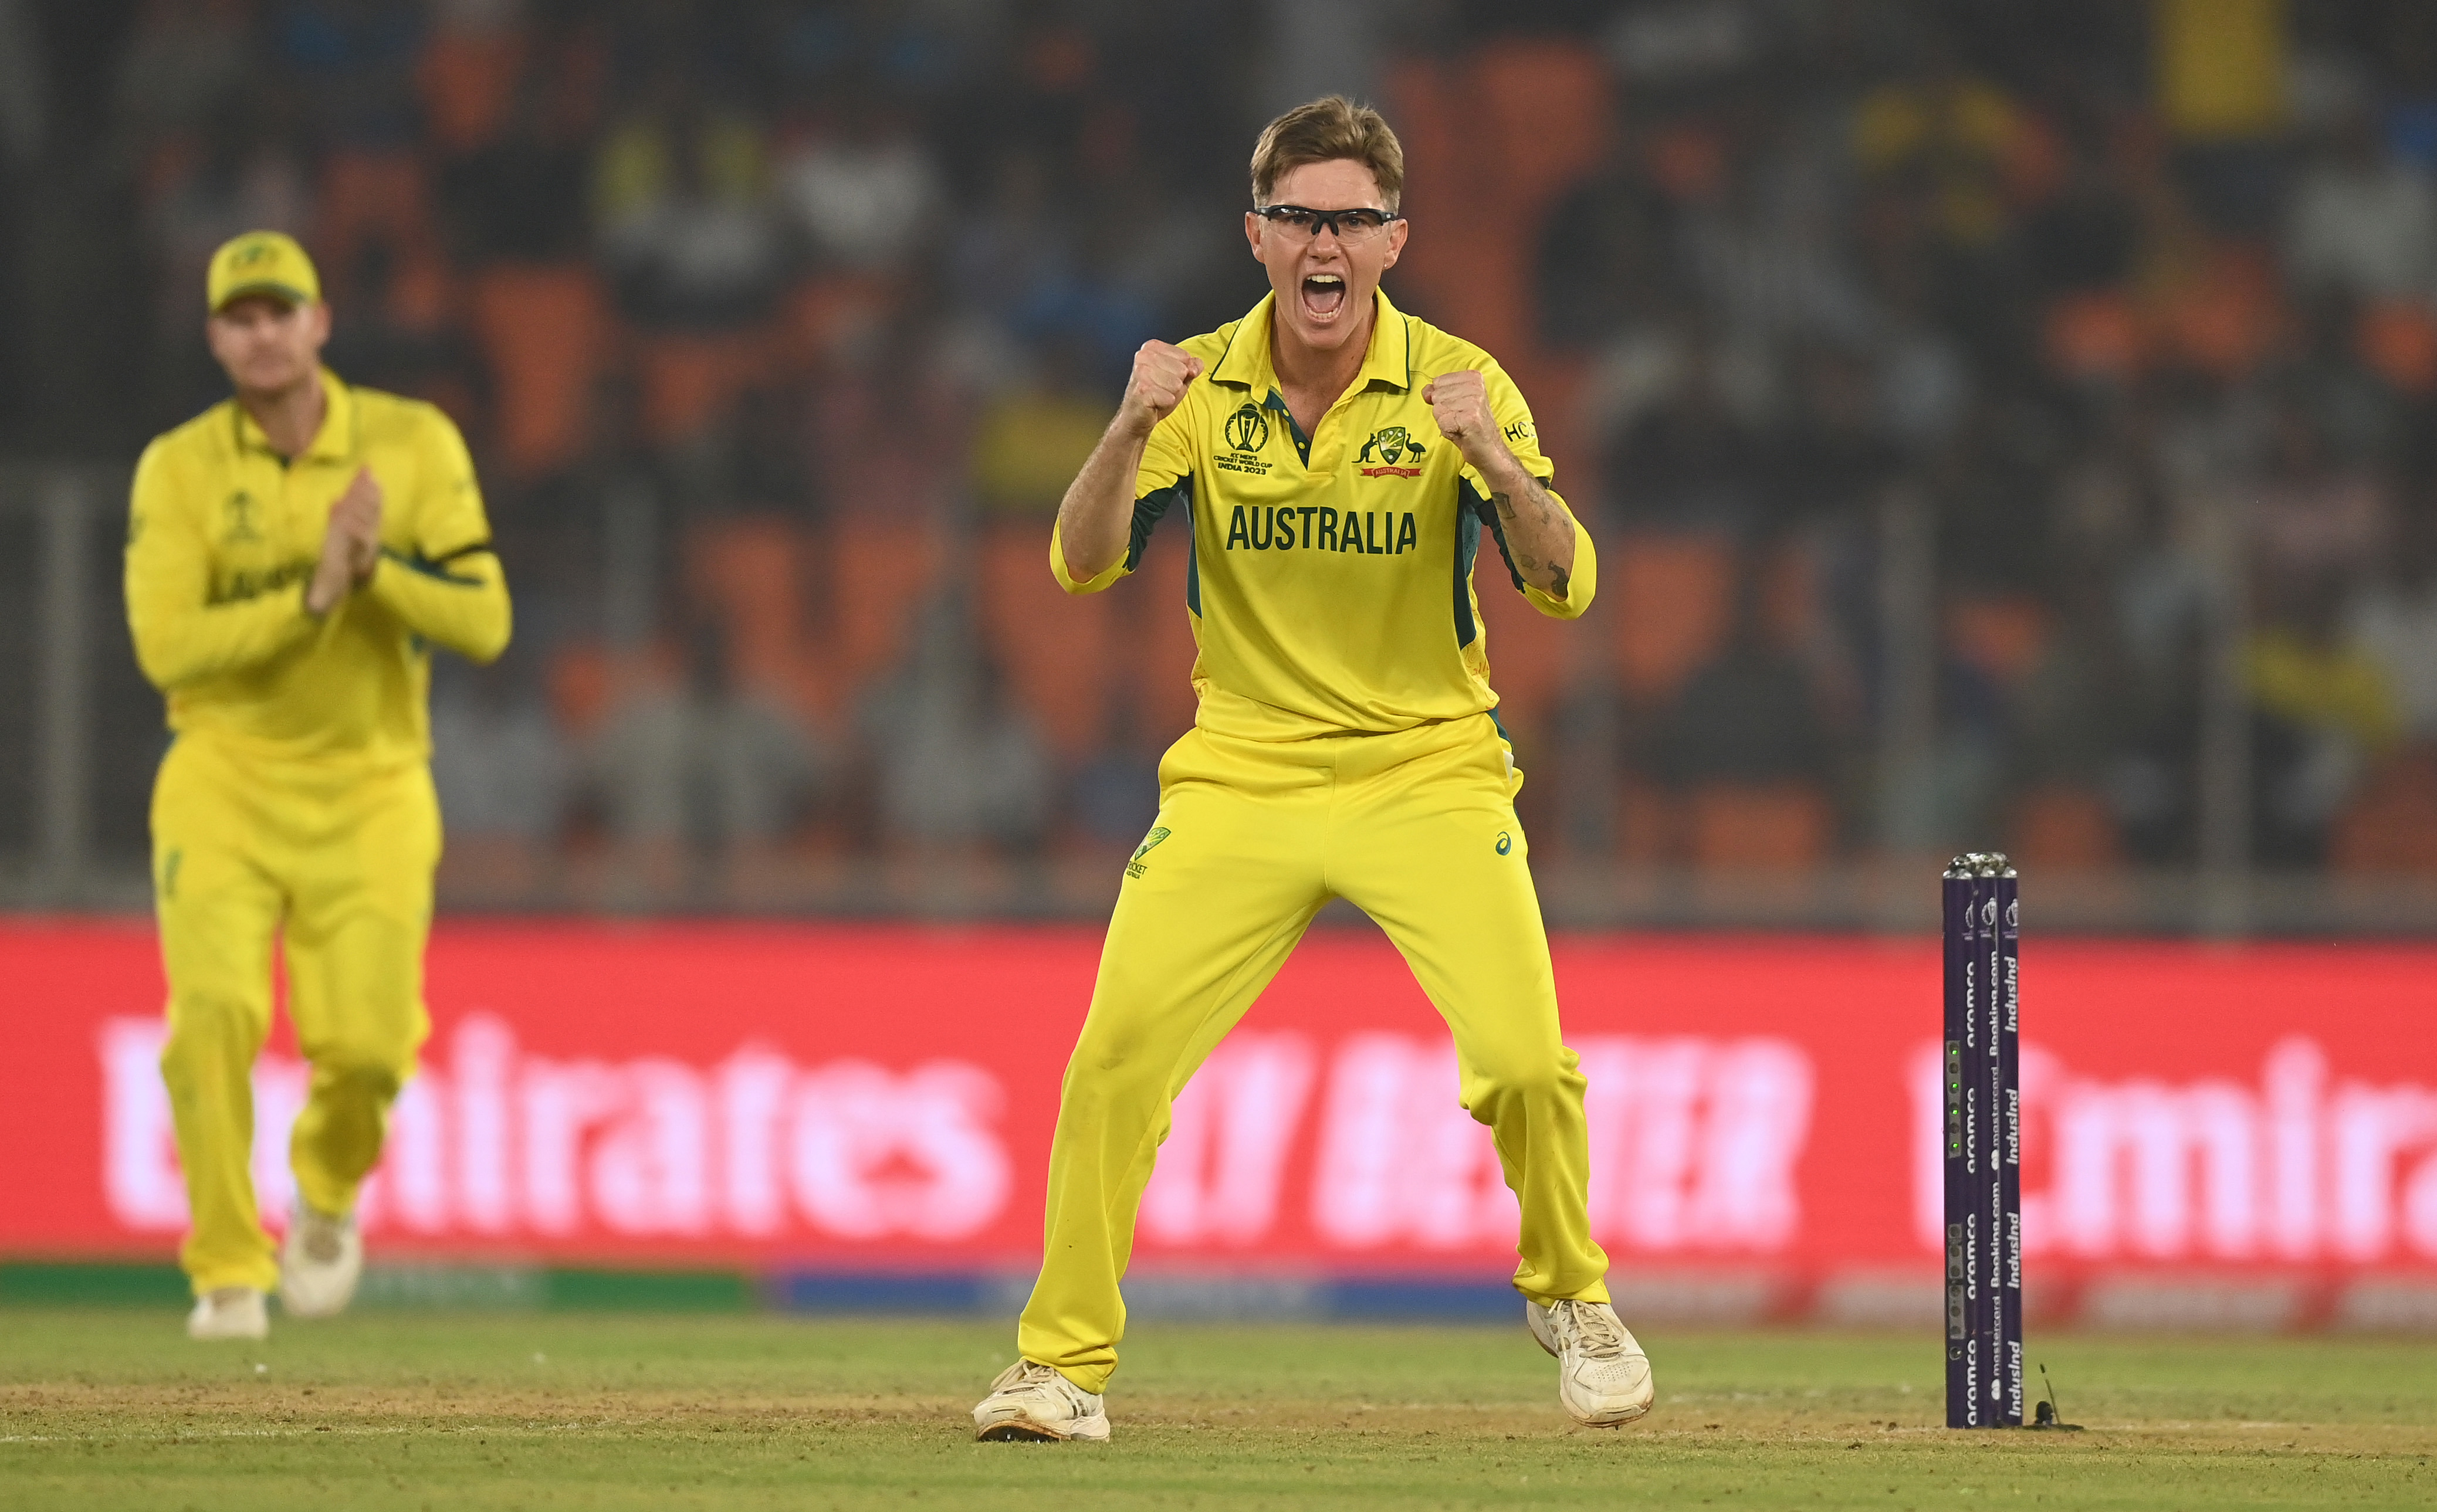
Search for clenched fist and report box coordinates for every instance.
[1116,341,1204,438]
[1421,369,1501,470]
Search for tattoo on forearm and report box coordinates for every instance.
[1490,480,1569,592]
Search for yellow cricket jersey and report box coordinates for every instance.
[1052,289,1595,741]
[126,368,512,767]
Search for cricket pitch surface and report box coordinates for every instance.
[3,1310,2431,1509]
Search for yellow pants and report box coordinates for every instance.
[150,734,439,1296]
[1018,713,1610,1392]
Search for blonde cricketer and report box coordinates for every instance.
[972,98,1652,1441]
[125,231,511,1340]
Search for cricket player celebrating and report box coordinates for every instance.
[126,232,511,1340]
[973,98,1650,1440]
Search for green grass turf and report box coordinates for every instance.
[2,1309,2432,1510]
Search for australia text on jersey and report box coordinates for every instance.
[1224,504,1420,555]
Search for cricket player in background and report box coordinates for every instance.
[972,98,1651,1441]
[126,231,511,1340]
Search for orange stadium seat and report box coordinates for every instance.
[980,523,1111,761]
[315,150,435,297]
[1947,594,2050,686]
[1758,539,1822,652]
[2045,290,2149,383]
[2357,300,2437,395]
[638,333,771,446]
[2330,751,2437,874]
[547,640,612,738]
[2010,785,2124,869]
[1123,530,1204,743]
[1686,782,1833,872]
[1615,773,1679,864]
[2156,245,2285,381]
[1385,40,1611,363]
[1648,122,1731,199]
[468,264,611,478]
[1611,534,1735,704]
[1521,353,1592,505]
[548,639,677,740]
[687,518,809,696]
[418,26,529,154]
[1474,41,1612,215]
[384,246,455,335]
[1478,581,1570,738]
[778,274,898,370]
[824,520,940,720]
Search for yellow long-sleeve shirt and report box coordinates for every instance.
[126,369,511,768]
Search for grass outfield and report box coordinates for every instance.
[2,1310,2432,1510]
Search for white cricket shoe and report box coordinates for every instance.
[1527,1299,1655,1426]
[187,1286,269,1341]
[279,1203,363,1319]
[971,1360,1111,1442]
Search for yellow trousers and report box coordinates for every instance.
[150,735,438,1296]
[1018,714,1610,1392]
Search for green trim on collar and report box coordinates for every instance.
[1206,289,1414,395]
[1261,389,1313,467]
[228,368,357,465]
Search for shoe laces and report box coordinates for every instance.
[296,1207,348,1263]
[991,1359,1074,1397]
[1556,1301,1629,1360]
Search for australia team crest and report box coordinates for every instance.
[1357,426,1425,476]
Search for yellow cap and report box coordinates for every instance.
[207,230,321,313]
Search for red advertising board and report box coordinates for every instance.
[5,920,2436,1303]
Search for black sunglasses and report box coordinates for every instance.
[1254,205,1404,240]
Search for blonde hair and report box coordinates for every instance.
[1249,96,1405,211]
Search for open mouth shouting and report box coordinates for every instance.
[1299,270,1348,323]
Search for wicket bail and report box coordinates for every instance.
[1944,852,2024,1428]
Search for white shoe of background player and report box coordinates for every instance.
[1527,1298,1656,1426]
[187,1286,269,1341]
[279,1202,363,1319]
[971,1360,1112,1442]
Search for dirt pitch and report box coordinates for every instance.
[2,1309,2432,1510]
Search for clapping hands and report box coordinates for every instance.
[307,467,384,616]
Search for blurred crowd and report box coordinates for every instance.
[26,0,2437,903]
